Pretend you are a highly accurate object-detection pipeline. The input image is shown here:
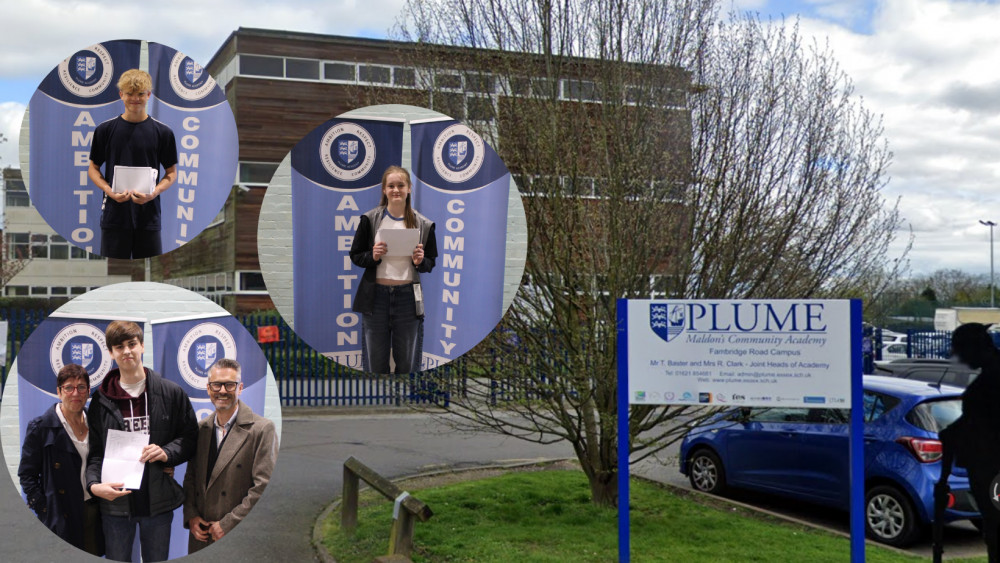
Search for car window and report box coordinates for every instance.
[887,344,907,354]
[945,369,978,387]
[906,399,963,433]
[809,409,847,424]
[863,392,900,422]
[749,408,809,423]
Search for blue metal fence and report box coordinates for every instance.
[0,308,461,408]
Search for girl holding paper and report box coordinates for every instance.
[350,166,438,374]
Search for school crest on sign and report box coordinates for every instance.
[650,303,685,342]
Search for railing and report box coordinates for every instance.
[341,456,433,560]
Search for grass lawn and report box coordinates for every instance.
[322,468,986,562]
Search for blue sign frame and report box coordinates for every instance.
[616,298,865,562]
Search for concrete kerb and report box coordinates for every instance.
[311,457,575,563]
[642,477,917,558]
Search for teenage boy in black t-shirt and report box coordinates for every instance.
[88,69,178,259]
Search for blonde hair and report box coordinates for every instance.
[117,69,152,94]
[379,166,417,229]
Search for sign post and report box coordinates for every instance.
[617,298,864,562]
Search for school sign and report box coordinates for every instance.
[624,300,855,408]
[617,298,865,562]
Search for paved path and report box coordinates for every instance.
[0,410,574,562]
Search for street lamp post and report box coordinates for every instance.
[981,220,997,308]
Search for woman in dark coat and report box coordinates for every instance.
[18,364,103,555]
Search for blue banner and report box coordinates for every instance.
[291,117,404,366]
[27,40,237,256]
[29,40,141,254]
[15,315,137,448]
[147,42,238,252]
[409,119,510,368]
[150,313,269,559]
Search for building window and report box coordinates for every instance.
[71,246,89,259]
[239,271,267,291]
[435,73,462,90]
[239,162,279,185]
[359,65,391,84]
[240,55,284,77]
[51,287,68,296]
[71,286,87,295]
[7,233,29,259]
[31,286,47,296]
[50,235,70,260]
[465,73,494,94]
[5,179,30,207]
[31,234,48,258]
[6,285,27,296]
[394,67,416,86]
[324,62,355,81]
[286,58,319,80]
[563,79,597,101]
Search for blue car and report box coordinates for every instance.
[679,376,978,547]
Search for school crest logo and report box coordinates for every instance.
[432,123,485,183]
[49,323,113,388]
[77,57,97,81]
[338,139,359,164]
[449,141,468,166]
[71,342,95,369]
[650,303,685,343]
[58,44,114,97]
[177,322,237,389]
[169,52,216,101]
[319,122,376,181]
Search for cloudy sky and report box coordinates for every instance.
[0,0,997,275]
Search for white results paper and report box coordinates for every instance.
[101,429,149,489]
[112,166,157,195]
[378,228,420,257]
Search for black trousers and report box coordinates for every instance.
[969,467,1000,563]
[100,228,163,259]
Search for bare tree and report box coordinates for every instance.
[378,1,905,508]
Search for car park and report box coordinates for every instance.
[679,376,977,547]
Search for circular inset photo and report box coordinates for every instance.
[258,104,527,374]
[0,282,281,560]
[20,39,238,260]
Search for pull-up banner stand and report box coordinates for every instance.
[616,299,864,562]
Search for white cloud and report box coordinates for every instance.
[0,0,407,81]
[789,0,1000,275]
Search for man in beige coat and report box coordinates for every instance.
[183,358,277,552]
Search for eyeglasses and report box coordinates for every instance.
[59,384,90,395]
[208,381,240,392]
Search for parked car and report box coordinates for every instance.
[679,376,977,547]
[878,342,909,363]
[881,331,908,345]
[874,360,979,388]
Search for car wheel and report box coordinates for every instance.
[865,485,921,547]
[688,449,726,495]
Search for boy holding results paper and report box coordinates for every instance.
[88,68,178,259]
[86,321,197,562]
